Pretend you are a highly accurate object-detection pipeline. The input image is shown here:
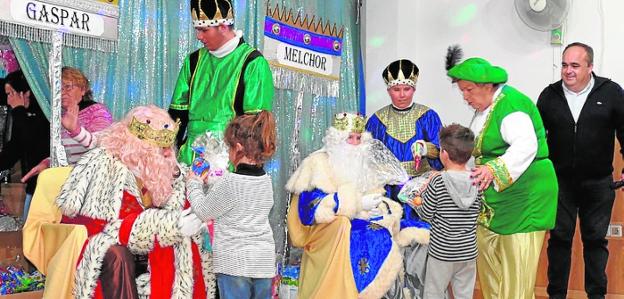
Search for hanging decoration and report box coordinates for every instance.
[1,49,19,74]
[49,31,67,167]
[263,3,344,98]
[0,38,19,77]
[0,0,119,52]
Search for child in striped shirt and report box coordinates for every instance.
[415,124,481,299]
[183,111,277,299]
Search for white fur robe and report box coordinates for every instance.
[286,150,419,299]
[56,148,215,299]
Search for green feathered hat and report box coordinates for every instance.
[447,57,508,84]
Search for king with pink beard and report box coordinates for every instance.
[56,105,215,299]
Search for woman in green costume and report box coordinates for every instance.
[446,55,558,299]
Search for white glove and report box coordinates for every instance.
[181,207,191,216]
[361,194,382,211]
[369,208,383,218]
[178,208,204,237]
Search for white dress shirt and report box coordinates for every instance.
[562,75,594,123]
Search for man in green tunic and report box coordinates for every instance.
[169,0,274,164]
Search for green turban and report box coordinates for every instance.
[447,57,508,84]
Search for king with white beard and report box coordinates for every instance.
[325,129,368,190]
[286,112,430,299]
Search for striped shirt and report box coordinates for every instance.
[61,103,112,164]
[187,166,276,278]
[416,174,481,262]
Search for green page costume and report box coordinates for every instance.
[169,41,274,164]
[475,85,558,235]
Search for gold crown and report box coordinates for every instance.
[266,3,344,39]
[128,117,180,148]
[332,112,365,133]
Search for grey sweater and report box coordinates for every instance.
[416,170,481,262]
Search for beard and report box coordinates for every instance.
[327,142,368,190]
[99,120,180,208]
[124,147,179,207]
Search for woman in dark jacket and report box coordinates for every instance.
[1,70,50,220]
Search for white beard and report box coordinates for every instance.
[327,143,369,192]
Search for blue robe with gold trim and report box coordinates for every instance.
[366,103,443,177]
[366,103,441,257]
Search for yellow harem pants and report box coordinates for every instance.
[286,195,359,299]
[476,226,546,299]
[22,167,87,299]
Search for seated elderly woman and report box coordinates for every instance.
[445,52,558,299]
[22,66,113,181]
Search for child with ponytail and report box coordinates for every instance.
[185,111,277,299]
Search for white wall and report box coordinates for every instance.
[363,0,624,126]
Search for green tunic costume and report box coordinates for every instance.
[169,41,274,164]
[475,85,558,235]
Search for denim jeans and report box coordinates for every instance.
[216,273,272,299]
[22,193,33,222]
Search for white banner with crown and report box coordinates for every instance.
[263,4,343,98]
[0,0,119,52]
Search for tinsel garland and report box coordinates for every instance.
[270,66,340,98]
[49,31,68,167]
[0,21,117,53]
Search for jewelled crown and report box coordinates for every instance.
[190,0,235,27]
[383,59,419,88]
[128,117,180,148]
[332,112,366,134]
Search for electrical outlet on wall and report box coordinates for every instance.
[607,224,623,238]
[551,27,563,45]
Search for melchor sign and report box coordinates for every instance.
[278,43,333,76]
[262,4,343,82]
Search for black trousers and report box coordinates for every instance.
[547,175,615,298]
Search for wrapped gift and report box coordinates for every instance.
[398,171,439,208]
[190,146,211,177]
[191,132,229,186]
